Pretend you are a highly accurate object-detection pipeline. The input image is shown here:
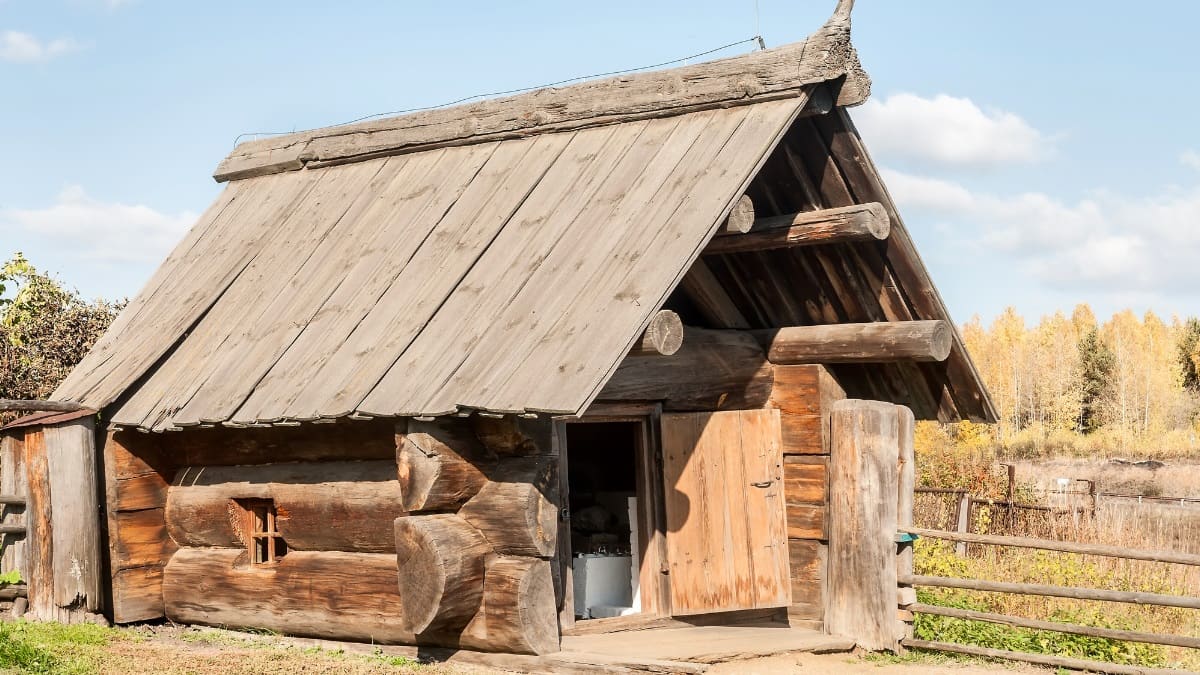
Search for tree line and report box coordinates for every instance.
[962,305,1200,456]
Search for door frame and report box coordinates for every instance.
[553,402,671,631]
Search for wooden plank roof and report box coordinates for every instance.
[54,98,809,430]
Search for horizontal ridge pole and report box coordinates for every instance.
[902,639,1196,675]
[751,320,952,364]
[904,527,1200,567]
[704,202,889,255]
[902,575,1200,610]
[908,603,1200,650]
[0,400,86,413]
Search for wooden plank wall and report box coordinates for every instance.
[768,364,845,627]
[0,431,27,581]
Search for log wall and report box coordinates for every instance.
[768,364,844,627]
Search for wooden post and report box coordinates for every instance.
[825,399,899,652]
[0,432,28,583]
[43,418,105,621]
[894,406,915,645]
[954,493,972,557]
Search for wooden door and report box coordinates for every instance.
[660,409,790,615]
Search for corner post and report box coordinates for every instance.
[825,399,900,651]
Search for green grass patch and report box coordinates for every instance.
[913,589,1167,667]
[0,620,118,674]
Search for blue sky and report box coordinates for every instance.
[3,1,1199,325]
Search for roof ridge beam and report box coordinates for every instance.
[214,8,869,183]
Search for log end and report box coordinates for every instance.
[928,320,953,362]
[864,202,891,240]
[635,310,684,357]
[721,195,756,235]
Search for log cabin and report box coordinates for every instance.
[0,0,996,663]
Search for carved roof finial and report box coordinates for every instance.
[832,0,854,23]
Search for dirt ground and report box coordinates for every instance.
[4,621,1049,675]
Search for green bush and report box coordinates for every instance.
[913,589,1166,666]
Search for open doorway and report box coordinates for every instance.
[564,420,650,621]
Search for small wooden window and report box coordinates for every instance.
[242,500,286,565]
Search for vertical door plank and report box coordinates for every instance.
[739,409,791,608]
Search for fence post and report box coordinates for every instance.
[826,399,900,652]
[894,406,916,646]
[954,493,971,556]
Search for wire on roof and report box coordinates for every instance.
[232,35,766,147]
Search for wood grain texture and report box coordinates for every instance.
[599,327,774,411]
[459,457,557,558]
[718,195,756,235]
[456,556,560,655]
[660,409,789,615]
[163,548,418,644]
[394,514,490,633]
[752,321,953,364]
[166,461,405,552]
[826,400,899,651]
[213,10,865,181]
[788,539,826,621]
[784,457,827,505]
[43,418,104,613]
[704,202,888,255]
[769,364,845,456]
[111,566,165,624]
[0,432,27,580]
[22,429,53,619]
[678,258,750,330]
[629,310,684,357]
[397,419,491,512]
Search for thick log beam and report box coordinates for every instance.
[460,458,556,558]
[752,321,952,364]
[703,202,889,256]
[628,310,684,357]
[457,556,559,655]
[166,461,406,552]
[718,195,755,235]
[599,327,773,411]
[394,514,490,633]
[0,400,88,414]
[397,419,491,512]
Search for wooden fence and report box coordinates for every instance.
[898,526,1200,675]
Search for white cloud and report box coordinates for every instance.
[1182,150,1200,171]
[855,93,1051,169]
[883,168,1200,293]
[2,186,197,264]
[0,30,80,63]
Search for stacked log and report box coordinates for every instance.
[394,418,560,654]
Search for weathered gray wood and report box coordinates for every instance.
[826,400,899,651]
[0,525,25,535]
[904,527,1200,567]
[397,419,491,512]
[752,321,952,364]
[903,575,1200,610]
[214,9,866,182]
[599,327,773,411]
[629,310,684,357]
[166,460,406,552]
[717,195,756,235]
[705,202,889,255]
[902,639,1195,675]
[894,406,915,645]
[0,400,86,413]
[394,513,490,633]
[43,418,104,615]
[459,458,557,558]
[0,433,27,579]
[908,603,1200,651]
[163,548,419,644]
[457,556,560,655]
[0,584,28,600]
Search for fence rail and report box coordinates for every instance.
[903,526,1200,567]
[902,639,1197,675]
[902,527,1200,673]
